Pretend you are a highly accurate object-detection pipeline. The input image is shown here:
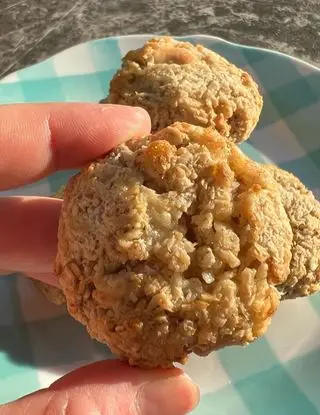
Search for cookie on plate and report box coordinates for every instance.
[265,165,320,299]
[108,37,263,143]
[55,122,292,368]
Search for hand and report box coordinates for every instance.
[0,103,199,415]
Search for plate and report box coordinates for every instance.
[0,35,320,414]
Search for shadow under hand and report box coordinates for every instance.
[0,274,113,375]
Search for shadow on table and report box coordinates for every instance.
[0,275,113,373]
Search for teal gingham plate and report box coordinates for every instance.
[0,35,320,414]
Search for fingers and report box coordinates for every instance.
[0,197,61,276]
[0,102,150,277]
[0,103,150,276]
[0,103,151,190]
[0,360,199,415]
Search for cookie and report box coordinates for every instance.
[265,165,320,299]
[108,36,263,143]
[55,122,292,368]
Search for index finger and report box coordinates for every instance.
[0,103,151,190]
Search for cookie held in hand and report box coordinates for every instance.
[55,122,293,368]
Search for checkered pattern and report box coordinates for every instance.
[0,35,319,414]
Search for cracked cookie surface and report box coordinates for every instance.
[56,122,292,368]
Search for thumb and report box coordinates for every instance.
[0,360,199,415]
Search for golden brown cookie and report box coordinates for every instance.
[108,37,263,143]
[55,122,292,368]
[265,165,320,299]
[56,123,292,367]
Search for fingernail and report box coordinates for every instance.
[120,106,151,136]
[100,104,151,136]
[130,106,150,121]
[129,107,152,138]
[137,373,200,415]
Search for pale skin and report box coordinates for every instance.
[0,103,199,415]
